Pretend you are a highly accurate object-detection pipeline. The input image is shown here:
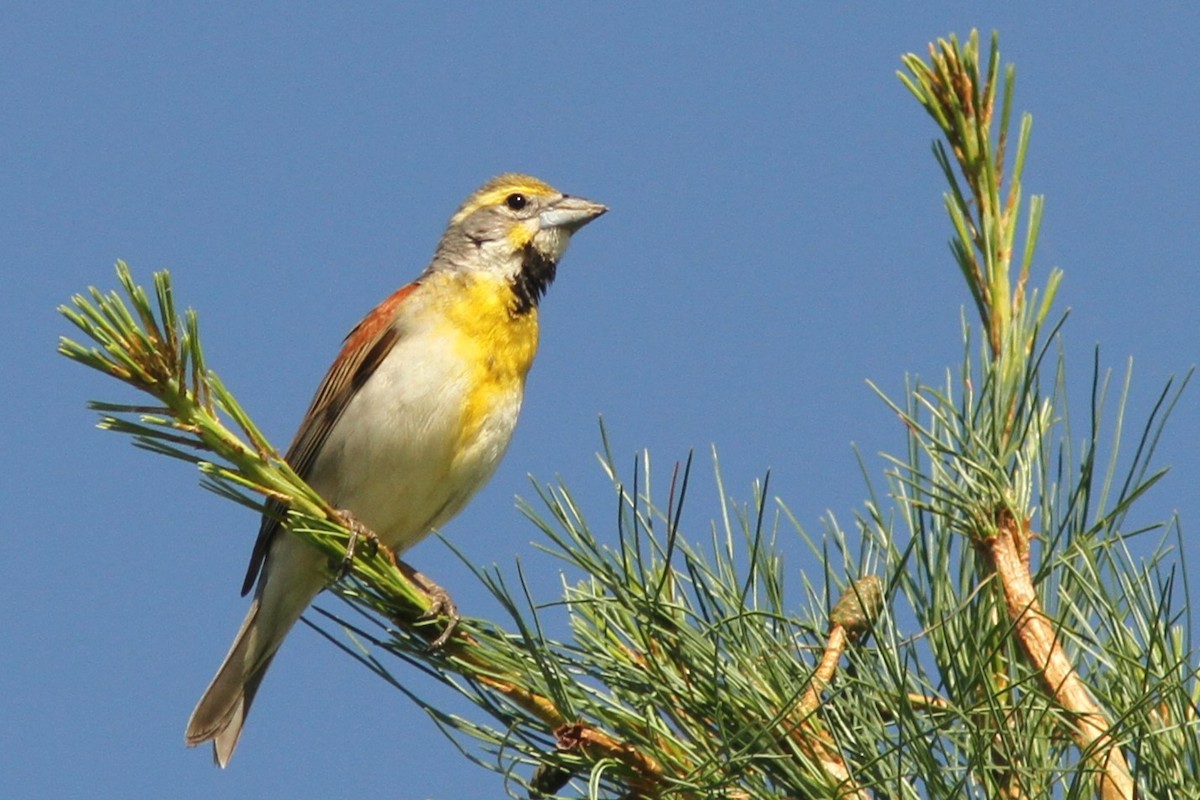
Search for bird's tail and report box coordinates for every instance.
[185,544,324,767]
[184,598,276,766]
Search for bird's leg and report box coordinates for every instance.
[332,508,380,579]
[392,557,461,649]
[329,508,459,647]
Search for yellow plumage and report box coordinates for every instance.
[186,173,604,767]
[443,272,541,454]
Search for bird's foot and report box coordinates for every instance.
[333,508,380,579]
[394,558,460,649]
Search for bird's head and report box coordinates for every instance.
[433,174,607,311]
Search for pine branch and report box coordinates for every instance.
[62,263,889,797]
[895,31,1197,799]
[59,29,1199,800]
[58,264,632,792]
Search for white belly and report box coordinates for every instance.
[303,327,524,554]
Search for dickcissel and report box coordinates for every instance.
[185,173,606,766]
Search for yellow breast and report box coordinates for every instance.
[438,273,540,455]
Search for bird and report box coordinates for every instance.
[184,173,606,767]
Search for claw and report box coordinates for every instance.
[333,508,379,579]
[394,557,460,649]
[419,584,461,649]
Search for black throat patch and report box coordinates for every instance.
[510,243,557,314]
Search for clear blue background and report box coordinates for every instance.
[3,5,1196,798]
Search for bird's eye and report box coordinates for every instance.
[505,193,527,211]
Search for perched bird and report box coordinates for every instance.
[185,174,606,767]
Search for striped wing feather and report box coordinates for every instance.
[240,283,420,596]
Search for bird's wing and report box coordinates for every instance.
[240,282,421,596]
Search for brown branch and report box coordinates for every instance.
[794,624,849,719]
[784,623,871,800]
[987,510,1135,800]
[775,577,884,800]
[554,721,666,798]
[372,567,676,795]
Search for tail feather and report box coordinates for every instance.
[208,652,274,767]
[186,538,326,766]
[185,599,281,767]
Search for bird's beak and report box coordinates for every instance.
[539,195,608,232]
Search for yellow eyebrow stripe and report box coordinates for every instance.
[450,173,560,223]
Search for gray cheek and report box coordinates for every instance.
[467,208,516,240]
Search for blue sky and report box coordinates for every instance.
[4,5,1197,798]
